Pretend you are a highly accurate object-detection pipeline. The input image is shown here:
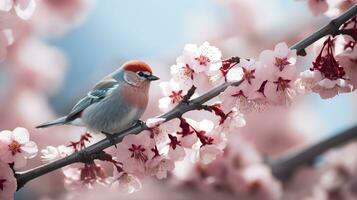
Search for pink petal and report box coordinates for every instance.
[0,0,13,11]
[21,141,38,158]
[159,97,173,112]
[180,134,198,148]
[227,67,244,82]
[276,65,297,80]
[259,50,275,67]
[3,29,14,45]
[0,148,14,164]
[264,82,280,103]
[168,146,185,161]
[199,145,222,164]
[274,42,289,58]
[317,79,336,89]
[0,130,12,143]
[13,153,27,169]
[0,162,17,200]
[146,118,165,128]
[14,0,36,20]
[12,127,29,144]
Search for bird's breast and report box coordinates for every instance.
[120,84,149,110]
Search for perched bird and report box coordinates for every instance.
[36,60,159,137]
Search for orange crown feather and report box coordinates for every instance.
[122,60,152,74]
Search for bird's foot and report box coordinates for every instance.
[101,131,117,148]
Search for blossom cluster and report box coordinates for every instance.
[41,133,109,191]
[172,134,282,200]
[108,16,356,194]
[0,127,38,200]
[296,16,357,98]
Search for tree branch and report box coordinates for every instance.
[291,5,357,55]
[269,125,357,180]
[15,5,357,190]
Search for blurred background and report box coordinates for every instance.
[0,0,356,199]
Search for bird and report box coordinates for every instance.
[36,60,159,139]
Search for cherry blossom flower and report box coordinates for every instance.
[0,127,38,169]
[227,59,266,92]
[218,107,246,132]
[336,42,357,90]
[146,156,175,179]
[186,119,227,164]
[219,85,268,113]
[233,164,282,200]
[176,118,198,148]
[62,163,83,190]
[312,77,352,98]
[159,80,187,112]
[146,118,181,150]
[259,42,297,73]
[63,162,108,190]
[295,70,323,93]
[0,162,17,200]
[167,134,186,161]
[306,37,353,98]
[41,145,74,163]
[221,59,269,112]
[177,42,222,75]
[111,171,142,194]
[170,62,195,91]
[198,130,227,165]
[225,135,263,169]
[198,144,223,165]
[172,42,224,91]
[259,42,298,105]
[116,133,155,177]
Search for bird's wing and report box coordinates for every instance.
[66,78,119,121]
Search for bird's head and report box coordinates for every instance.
[117,60,159,88]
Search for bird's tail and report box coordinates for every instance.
[36,116,67,128]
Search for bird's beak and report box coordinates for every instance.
[147,74,160,81]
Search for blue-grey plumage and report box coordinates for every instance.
[36,60,159,135]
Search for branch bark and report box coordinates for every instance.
[15,5,357,190]
[269,125,357,180]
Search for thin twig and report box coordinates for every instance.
[15,5,357,190]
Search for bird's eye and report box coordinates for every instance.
[137,71,145,77]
